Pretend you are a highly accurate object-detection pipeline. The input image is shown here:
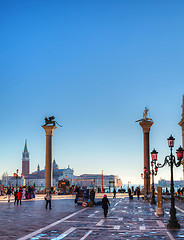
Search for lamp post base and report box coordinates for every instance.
[167,220,180,229]
[151,197,156,204]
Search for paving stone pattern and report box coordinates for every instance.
[1,195,184,239]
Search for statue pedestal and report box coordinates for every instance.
[42,125,57,193]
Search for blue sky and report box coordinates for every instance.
[0,1,184,185]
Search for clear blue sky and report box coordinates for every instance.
[1,1,184,185]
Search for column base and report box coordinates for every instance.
[141,188,151,195]
[156,207,164,216]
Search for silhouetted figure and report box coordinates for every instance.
[74,186,79,204]
[128,188,132,199]
[113,188,116,199]
[90,189,95,203]
[102,194,110,218]
[14,190,18,205]
[137,187,140,200]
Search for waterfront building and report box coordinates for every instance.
[73,174,122,190]
[158,179,184,190]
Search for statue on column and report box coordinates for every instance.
[136,107,153,122]
[44,116,62,127]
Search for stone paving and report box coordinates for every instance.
[1,194,184,239]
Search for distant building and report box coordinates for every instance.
[73,174,122,189]
[158,179,184,190]
[24,159,75,188]
[1,174,24,188]
[2,140,75,189]
[22,140,30,176]
[2,141,122,191]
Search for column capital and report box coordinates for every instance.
[139,121,154,133]
[42,125,57,136]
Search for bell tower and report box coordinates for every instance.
[22,140,30,176]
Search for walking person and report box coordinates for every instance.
[17,190,22,205]
[14,190,18,205]
[7,187,12,202]
[45,191,52,210]
[90,188,95,204]
[113,188,116,199]
[74,186,79,204]
[137,187,140,200]
[128,188,132,200]
[102,194,110,218]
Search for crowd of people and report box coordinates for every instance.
[0,185,36,205]
[128,187,141,200]
[1,184,144,218]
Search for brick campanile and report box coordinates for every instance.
[136,108,154,193]
[22,140,30,176]
[178,95,184,180]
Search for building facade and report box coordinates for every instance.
[73,174,122,190]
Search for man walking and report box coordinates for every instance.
[45,191,52,210]
[113,188,116,199]
[137,187,140,200]
[7,187,12,202]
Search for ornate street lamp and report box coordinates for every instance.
[13,169,23,191]
[150,148,159,204]
[141,167,151,195]
[157,135,184,229]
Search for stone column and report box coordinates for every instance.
[42,125,57,192]
[139,121,153,193]
[178,95,184,180]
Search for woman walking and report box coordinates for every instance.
[17,190,22,205]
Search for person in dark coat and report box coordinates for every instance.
[137,187,140,200]
[14,190,18,205]
[90,189,95,203]
[113,188,116,199]
[102,194,110,217]
[74,186,79,204]
[7,187,12,202]
[128,188,132,199]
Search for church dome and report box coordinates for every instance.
[53,159,59,170]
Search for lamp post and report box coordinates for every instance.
[141,167,150,195]
[13,169,19,191]
[150,149,158,204]
[157,135,184,229]
[13,169,23,191]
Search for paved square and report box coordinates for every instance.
[1,194,184,239]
